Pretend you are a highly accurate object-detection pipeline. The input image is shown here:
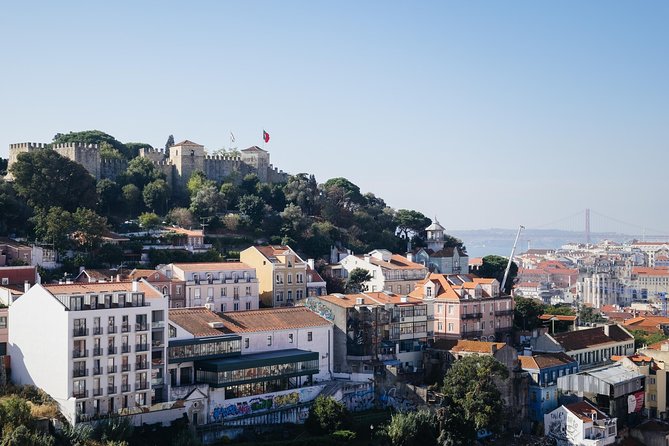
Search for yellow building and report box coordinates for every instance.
[240,245,308,307]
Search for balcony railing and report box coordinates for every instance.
[72,368,88,378]
[73,349,88,358]
[93,347,103,356]
[135,343,149,352]
[495,309,514,316]
[121,364,131,372]
[93,367,103,375]
[107,386,117,395]
[73,327,89,337]
[107,347,117,355]
[461,313,483,320]
[72,390,88,398]
[152,340,164,349]
[121,384,131,393]
[108,326,118,334]
[151,321,165,329]
[93,327,104,335]
[92,388,103,397]
[152,357,165,367]
[135,382,149,391]
[108,365,117,373]
[462,330,483,338]
[151,377,164,386]
[121,324,131,333]
[135,362,149,371]
[121,345,131,354]
[135,323,148,332]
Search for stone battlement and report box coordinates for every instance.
[9,142,48,150]
[52,142,99,150]
[204,155,243,161]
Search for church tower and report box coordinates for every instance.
[426,217,446,252]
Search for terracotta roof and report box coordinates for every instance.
[306,266,324,283]
[612,354,653,363]
[516,282,540,288]
[432,339,507,354]
[565,400,608,423]
[173,140,202,146]
[127,269,171,282]
[172,262,252,271]
[43,281,162,298]
[551,325,632,351]
[169,307,227,337]
[623,316,669,333]
[539,314,577,322]
[469,257,484,266]
[409,273,500,301]
[632,267,669,277]
[241,146,268,153]
[316,292,420,308]
[254,245,302,263]
[0,266,38,285]
[220,307,331,333]
[77,269,118,281]
[366,254,426,270]
[518,352,576,370]
[163,226,203,237]
[647,339,669,351]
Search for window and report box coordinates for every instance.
[276,274,283,284]
[447,323,454,332]
[233,303,239,311]
[297,274,303,283]
[0,316,9,329]
[437,304,443,313]
[276,292,284,302]
[426,288,432,297]
[296,290,303,300]
[287,290,292,301]
[245,286,251,296]
[307,332,313,342]
[194,288,201,299]
[169,325,177,338]
[246,302,251,310]
[221,288,227,297]
[244,338,249,349]
[207,287,214,298]
[287,274,292,284]
[176,285,182,295]
[288,334,294,344]
[437,322,443,331]
[267,336,272,346]
[70,296,83,310]
[221,303,227,312]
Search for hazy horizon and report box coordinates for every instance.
[2,1,667,232]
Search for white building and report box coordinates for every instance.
[339,249,428,295]
[8,281,169,425]
[158,262,259,312]
[545,400,616,445]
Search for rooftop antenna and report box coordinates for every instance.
[501,225,524,294]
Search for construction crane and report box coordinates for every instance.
[501,225,525,294]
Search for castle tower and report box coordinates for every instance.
[426,217,445,252]
[169,140,205,188]
[6,142,49,180]
[240,146,270,182]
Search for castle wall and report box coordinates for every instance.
[203,156,254,184]
[52,143,101,179]
[6,143,49,180]
[266,165,289,184]
[100,158,128,180]
[139,147,167,163]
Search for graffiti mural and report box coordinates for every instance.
[340,383,375,412]
[379,387,416,412]
[305,298,335,321]
[210,385,324,423]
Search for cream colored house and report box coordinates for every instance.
[339,249,428,295]
[240,246,307,307]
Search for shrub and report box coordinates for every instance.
[305,396,351,435]
[331,430,357,442]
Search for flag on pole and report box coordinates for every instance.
[263,130,270,143]
[230,132,236,143]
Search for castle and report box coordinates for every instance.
[6,140,288,188]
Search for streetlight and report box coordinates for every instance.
[370,423,374,440]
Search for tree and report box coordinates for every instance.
[121,157,164,189]
[0,158,7,176]
[189,185,224,218]
[322,177,365,209]
[97,243,125,268]
[0,181,31,236]
[240,174,260,196]
[186,171,213,197]
[143,179,170,214]
[10,150,98,212]
[71,208,108,251]
[305,396,351,435]
[121,184,142,217]
[219,183,240,210]
[394,209,431,239]
[97,179,121,217]
[139,212,161,233]
[441,355,509,445]
[222,213,241,232]
[98,141,124,160]
[32,207,74,251]
[0,425,54,446]
[283,173,320,215]
[346,268,372,293]
[165,134,175,151]
[52,130,135,159]
[280,204,308,239]
[167,208,194,228]
[237,194,265,228]
[514,296,546,331]
[476,255,518,294]
[579,306,606,324]
[385,410,437,446]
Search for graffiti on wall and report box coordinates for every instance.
[379,386,416,412]
[341,384,375,412]
[210,386,323,422]
[305,298,335,321]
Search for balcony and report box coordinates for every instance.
[151,377,164,386]
[461,313,483,320]
[121,384,131,393]
[135,323,148,332]
[121,345,131,354]
[73,368,88,378]
[73,349,88,358]
[107,347,117,355]
[108,365,117,373]
[462,330,483,338]
[135,343,149,352]
[93,347,104,356]
[73,327,89,337]
[108,326,118,334]
[152,357,165,367]
[151,321,165,329]
[135,362,149,371]
[72,390,88,398]
[93,327,104,336]
[93,367,103,375]
[92,388,103,397]
[135,382,149,391]
[495,309,514,317]
[152,340,164,349]
[121,324,131,333]
[107,386,117,395]
[121,364,131,372]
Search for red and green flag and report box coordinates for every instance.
[263,130,270,143]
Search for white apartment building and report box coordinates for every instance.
[545,401,616,445]
[8,280,169,425]
[339,249,428,295]
[159,263,259,312]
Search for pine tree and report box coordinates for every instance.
[165,134,175,151]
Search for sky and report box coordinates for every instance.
[1,1,667,233]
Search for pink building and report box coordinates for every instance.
[410,273,514,342]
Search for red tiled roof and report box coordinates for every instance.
[306,266,324,283]
[432,339,507,354]
[173,140,202,146]
[127,269,171,282]
[518,352,576,370]
[163,227,203,237]
[551,325,633,351]
[623,316,669,333]
[317,292,421,308]
[255,245,303,263]
[172,262,252,271]
[0,266,37,286]
[169,307,227,337]
[539,314,577,322]
[632,267,669,277]
[565,401,608,423]
[220,307,331,333]
[43,281,163,298]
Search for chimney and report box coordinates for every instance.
[491,344,498,354]
[79,266,85,273]
[132,280,139,292]
[24,280,30,293]
[307,259,315,269]
[355,297,364,305]
[364,254,371,263]
[401,296,409,303]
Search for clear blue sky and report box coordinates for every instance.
[1,1,667,232]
